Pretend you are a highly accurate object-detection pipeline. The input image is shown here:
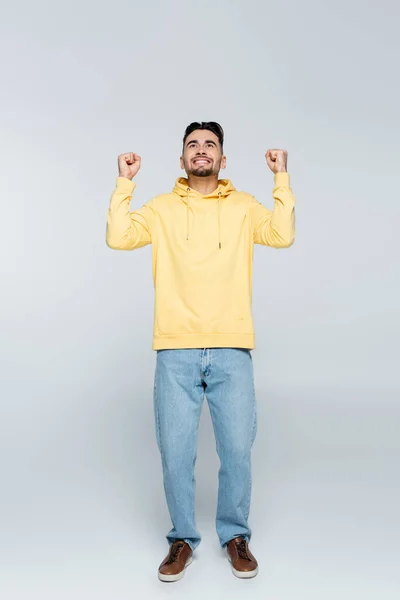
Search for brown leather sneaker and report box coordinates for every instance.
[226,536,258,578]
[158,540,193,582]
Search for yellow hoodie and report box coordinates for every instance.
[106,172,295,350]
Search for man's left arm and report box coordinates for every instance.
[249,149,296,248]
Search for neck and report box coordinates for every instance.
[187,174,219,196]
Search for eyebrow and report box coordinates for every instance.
[186,139,217,146]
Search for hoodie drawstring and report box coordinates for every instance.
[186,187,222,250]
[218,191,221,249]
[186,188,190,241]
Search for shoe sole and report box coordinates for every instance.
[227,554,259,578]
[158,556,193,582]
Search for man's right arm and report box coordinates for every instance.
[106,152,155,251]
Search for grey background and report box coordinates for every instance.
[1,0,399,598]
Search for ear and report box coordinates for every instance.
[221,155,227,169]
[180,156,184,169]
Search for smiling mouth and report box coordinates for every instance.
[193,158,211,165]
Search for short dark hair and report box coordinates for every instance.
[183,121,224,151]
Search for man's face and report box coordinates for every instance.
[180,129,226,177]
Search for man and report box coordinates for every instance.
[106,122,296,582]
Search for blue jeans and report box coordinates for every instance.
[153,348,257,552]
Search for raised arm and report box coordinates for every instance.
[106,153,155,250]
[249,149,296,248]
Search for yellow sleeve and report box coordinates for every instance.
[106,177,156,250]
[249,172,296,248]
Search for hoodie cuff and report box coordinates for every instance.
[116,176,136,192]
[273,172,290,188]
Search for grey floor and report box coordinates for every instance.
[2,385,399,600]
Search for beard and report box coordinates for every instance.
[188,160,218,178]
[190,165,214,177]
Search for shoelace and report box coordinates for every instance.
[165,541,185,564]
[235,538,252,561]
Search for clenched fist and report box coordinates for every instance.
[265,149,288,174]
[118,153,142,180]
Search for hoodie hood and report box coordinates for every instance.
[172,177,236,249]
